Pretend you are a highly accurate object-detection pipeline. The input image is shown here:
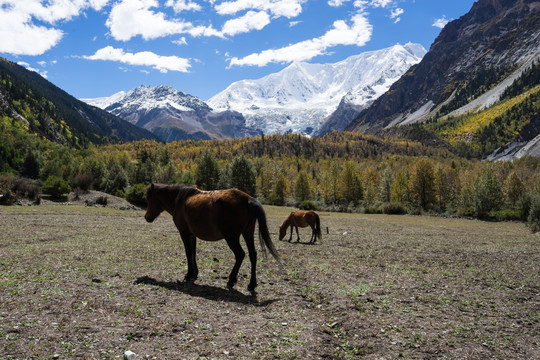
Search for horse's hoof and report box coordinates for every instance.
[247,283,257,293]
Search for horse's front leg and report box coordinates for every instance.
[180,232,198,282]
[295,225,300,242]
[288,225,293,242]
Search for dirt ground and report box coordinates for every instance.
[0,204,538,359]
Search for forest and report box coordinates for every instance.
[3,118,540,233]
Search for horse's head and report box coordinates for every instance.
[144,183,163,223]
[278,223,287,241]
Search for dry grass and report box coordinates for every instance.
[0,205,539,359]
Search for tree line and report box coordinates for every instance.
[3,130,540,231]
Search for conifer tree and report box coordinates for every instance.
[390,170,409,205]
[270,165,289,206]
[195,149,220,190]
[361,167,378,207]
[229,154,257,196]
[503,171,525,208]
[379,167,394,203]
[341,161,363,205]
[294,169,311,203]
[409,158,436,210]
[472,167,504,218]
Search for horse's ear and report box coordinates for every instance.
[151,183,155,191]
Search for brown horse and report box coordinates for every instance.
[279,210,321,244]
[144,183,283,293]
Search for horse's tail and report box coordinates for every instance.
[314,213,322,242]
[248,198,284,267]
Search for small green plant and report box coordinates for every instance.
[491,209,521,221]
[298,200,318,210]
[42,175,71,198]
[126,183,147,206]
[382,202,406,215]
[363,206,382,214]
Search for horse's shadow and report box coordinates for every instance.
[134,276,275,306]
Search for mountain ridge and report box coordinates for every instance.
[0,57,157,147]
[207,43,426,136]
[83,85,256,141]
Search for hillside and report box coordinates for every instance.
[347,0,540,159]
[0,57,157,147]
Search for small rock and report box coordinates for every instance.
[124,350,138,360]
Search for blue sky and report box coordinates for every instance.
[0,0,475,101]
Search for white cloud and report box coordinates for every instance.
[370,0,393,8]
[433,15,449,29]
[166,0,202,12]
[328,0,348,6]
[390,7,403,23]
[229,13,372,67]
[173,36,188,45]
[17,61,48,78]
[221,10,270,36]
[106,0,221,41]
[82,46,192,73]
[215,0,304,18]
[0,0,107,56]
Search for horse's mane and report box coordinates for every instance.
[148,183,200,201]
[173,184,200,202]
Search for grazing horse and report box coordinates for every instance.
[144,183,283,293]
[279,210,321,244]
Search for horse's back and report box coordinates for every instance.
[180,188,255,240]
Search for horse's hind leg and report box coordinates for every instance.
[295,225,300,242]
[310,225,316,244]
[225,236,245,289]
[243,230,258,293]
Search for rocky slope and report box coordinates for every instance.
[347,0,540,135]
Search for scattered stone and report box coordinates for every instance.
[124,350,138,360]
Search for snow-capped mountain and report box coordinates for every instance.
[207,43,426,135]
[82,85,254,141]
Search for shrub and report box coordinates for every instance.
[457,207,475,218]
[363,206,382,214]
[527,195,540,233]
[491,209,521,221]
[517,193,532,221]
[73,173,94,191]
[382,202,407,215]
[298,200,318,211]
[0,174,16,204]
[95,196,108,206]
[42,176,71,198]
[126,183,147,206]
[12,177,40,202]
[472,168,504,219]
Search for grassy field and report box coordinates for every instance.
[0,204,538,359]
